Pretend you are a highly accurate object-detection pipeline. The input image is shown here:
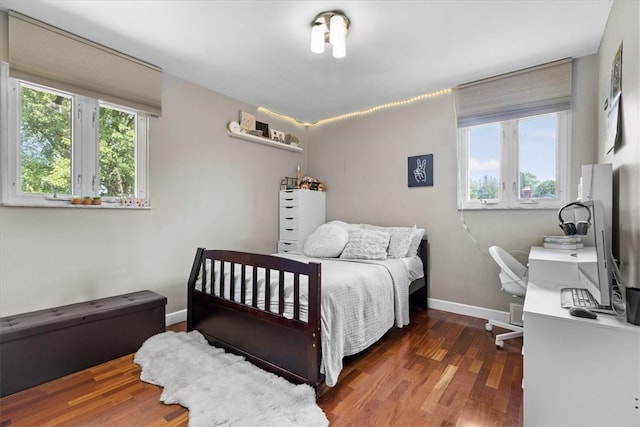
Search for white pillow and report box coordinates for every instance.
[339,229,390,260]
[406,227,425,257]
[327,220,362,231]
[362,224,414,259]
[303,224,349,258]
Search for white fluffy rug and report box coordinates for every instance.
[134,331,329,427]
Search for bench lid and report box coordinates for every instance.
[0,291,166,343]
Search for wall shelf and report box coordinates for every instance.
[227,131,301,152]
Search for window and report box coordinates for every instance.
[458,111,569,209]
[1,64,149,207]
[455,59,572,210]
[98,104,138,198]
[18,83,73,195]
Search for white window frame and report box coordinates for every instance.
[0,62,150,208]
[457,111,570,210]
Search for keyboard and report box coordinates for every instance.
[561,288,615,314]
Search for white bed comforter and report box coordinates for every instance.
[288,255,413,386]
[197,254,421,387]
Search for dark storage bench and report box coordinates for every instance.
[0,290,166,397]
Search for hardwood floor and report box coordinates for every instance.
[0,308,523,426]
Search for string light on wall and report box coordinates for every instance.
[258,88,453,128]
[310,11,350,59]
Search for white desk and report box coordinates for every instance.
[524,247,640,427]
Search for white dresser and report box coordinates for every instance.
[278,189,326,253]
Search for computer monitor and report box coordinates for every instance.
[577,199,613,306]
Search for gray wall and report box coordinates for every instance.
[3,3,636,319]
[597,0,640,289]
[307,56,598,311]
[0,75,308,316]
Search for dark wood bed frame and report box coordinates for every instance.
[186,239,428,394]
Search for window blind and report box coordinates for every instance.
[455,59,572,128]
[8,11,162,116]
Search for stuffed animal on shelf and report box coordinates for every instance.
[284,133,300,147]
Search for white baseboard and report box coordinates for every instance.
[166,309,187,326]
[428,298,510,324]
[166,300,510,327]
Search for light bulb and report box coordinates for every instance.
[332,40,346,58]
[310,23,325,54]
[329,14,345,45]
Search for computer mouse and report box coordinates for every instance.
[569,307,598,319]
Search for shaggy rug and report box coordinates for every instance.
[134,331,328,427]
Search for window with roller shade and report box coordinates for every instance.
[1,11,158,207]
[456,59,572,210]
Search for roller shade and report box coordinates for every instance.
[455,59,572,127]
[8,11,161,116]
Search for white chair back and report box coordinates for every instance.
[489,246,527,298]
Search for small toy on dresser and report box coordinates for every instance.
[279,176,325,191]
[300,176,325,191]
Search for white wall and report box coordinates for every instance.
[307,57,599,312]
[597,0,640,289]
[0,74,308,316]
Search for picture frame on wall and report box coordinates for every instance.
[605,93,621,155]
[239,111,256,132]
[605,41,623,155]
[408,154,433,187]
[610,42,622,100]
[270,129,285,143]
[256,121,270,138]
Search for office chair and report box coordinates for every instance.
[485,246,528,348]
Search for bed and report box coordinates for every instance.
[186,223,428,394]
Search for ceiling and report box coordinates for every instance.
[0,0,613,124]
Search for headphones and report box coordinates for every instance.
[558,202,591,235]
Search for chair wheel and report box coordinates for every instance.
[496,340,504,348]
[485,323,493,332]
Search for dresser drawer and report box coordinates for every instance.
[280,216,299,231]
[279,227,301,241]
[278,240,300,253]
[280,207,299,228]
[279,190,299,206]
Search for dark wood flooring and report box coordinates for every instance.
[0,308,523,426]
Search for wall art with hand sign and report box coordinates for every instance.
[408,154,433,187]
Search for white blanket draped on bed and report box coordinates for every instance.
[288,255,413,387]
[196,254,421,387]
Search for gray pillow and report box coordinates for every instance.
[339,229,390,260]
[303,224,349,258]
[362,224,414,258]
[406,227,425,257]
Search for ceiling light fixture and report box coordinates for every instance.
[310,11,350,59]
